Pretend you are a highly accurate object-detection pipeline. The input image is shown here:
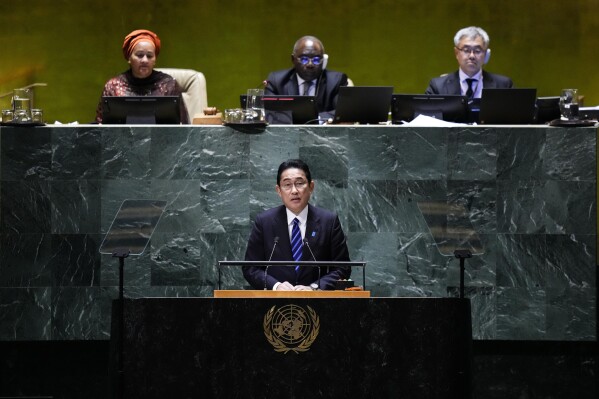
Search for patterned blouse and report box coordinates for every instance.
[95,69,189,123]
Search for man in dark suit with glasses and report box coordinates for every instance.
[243,159,351,291]
[425,26,513,99]
[264,36,349,120]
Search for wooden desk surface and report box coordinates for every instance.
[213,290,370,298]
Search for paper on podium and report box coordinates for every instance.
[99,199,167,256]
[402,114,468,127]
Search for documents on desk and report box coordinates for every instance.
[400,114,469,127]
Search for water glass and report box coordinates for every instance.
[31,109,44,123]
[559,88,579,120]
[2,109,14,123]
[246,88,265,122]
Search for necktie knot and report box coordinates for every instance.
[302,81,312,96]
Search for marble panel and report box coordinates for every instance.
[51,126,102,179]
[50,234,101,287]
[0,287,51,340]
[447,126,497,181]
[101,126,152,179]
[50,180,101,234]
[395,127,448,180]
[0,233,53,287]
[496,287,547,340]
[346,126,398,180]
[544,128,596,180]
[496,127,545,181]
[0,126,52,180]
[51,286,116,340]
[1,180,52,234]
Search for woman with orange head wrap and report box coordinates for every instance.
[95,29,188,123]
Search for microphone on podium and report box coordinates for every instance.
[303,238,320,289]
[264,236,279,290]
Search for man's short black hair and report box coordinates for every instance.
[277,159,312,185]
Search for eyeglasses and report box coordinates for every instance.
[279,180,308,191]
[455,46,485,56]
[297,56,323,66]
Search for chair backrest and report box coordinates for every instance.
[155,68,208,120]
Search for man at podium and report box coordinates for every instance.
[243,159,350,291]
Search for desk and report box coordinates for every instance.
[120,297,472,398]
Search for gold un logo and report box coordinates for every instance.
[263,304,320,354]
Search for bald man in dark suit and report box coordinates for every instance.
[265,36,348,121]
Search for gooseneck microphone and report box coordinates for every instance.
[303,238,320,289]
[264,236,279,290]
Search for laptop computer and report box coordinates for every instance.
[333,86,393,124]
[535,96,560,124]
[479,88,537,124]
[239,94,319,124]
[391,94,469,123]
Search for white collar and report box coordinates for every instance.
[286,206,308,226]
[458,69,483,83]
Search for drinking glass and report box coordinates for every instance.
[559,88,579,120]
[246,88,265,122]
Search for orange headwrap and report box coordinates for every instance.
[122,29,161,60]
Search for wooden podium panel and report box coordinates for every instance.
[118,297,472,398]
[213,289,370,298]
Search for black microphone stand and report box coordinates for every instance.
[303,239,321,288]
[113,248,130,399]
[264,237,279,290]
[454,249,472,299]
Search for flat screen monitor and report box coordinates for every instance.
[479,88,537,124]
[239,94,319,124]
[333,86,393,124]
[102,96,181,124]
[535,96,560,124]
[391,94,469,123]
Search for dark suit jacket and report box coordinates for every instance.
[243,204,351,290]
[425,70,514,96]
[265,68,348,113]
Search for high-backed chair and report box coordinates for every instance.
[155,68,208,120]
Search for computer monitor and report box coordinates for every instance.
[391,94,469,124]
[263,95,319,124]
[333,86,393,124]
[239,94,319,124]
[102,96,181,124]
[479,88,537,125]
[535,96,560,124]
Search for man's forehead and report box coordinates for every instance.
[458,36,485,47]
[280,169,307,180]
[296,40,322,53]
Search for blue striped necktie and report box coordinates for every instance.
[291,218,302,273]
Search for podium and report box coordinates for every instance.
[213,289,370,298]
[217,260,367,290]
[118,297,472,398]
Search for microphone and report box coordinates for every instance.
[264,236,279,290]
[303,238,320,289]
[260,80,274,92]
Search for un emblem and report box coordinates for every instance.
[263,304,320,354]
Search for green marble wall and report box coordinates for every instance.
[0,124,596,342]
[1,0,598,122]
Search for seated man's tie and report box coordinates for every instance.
[465,78,476,99]
[302,81,312,96]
